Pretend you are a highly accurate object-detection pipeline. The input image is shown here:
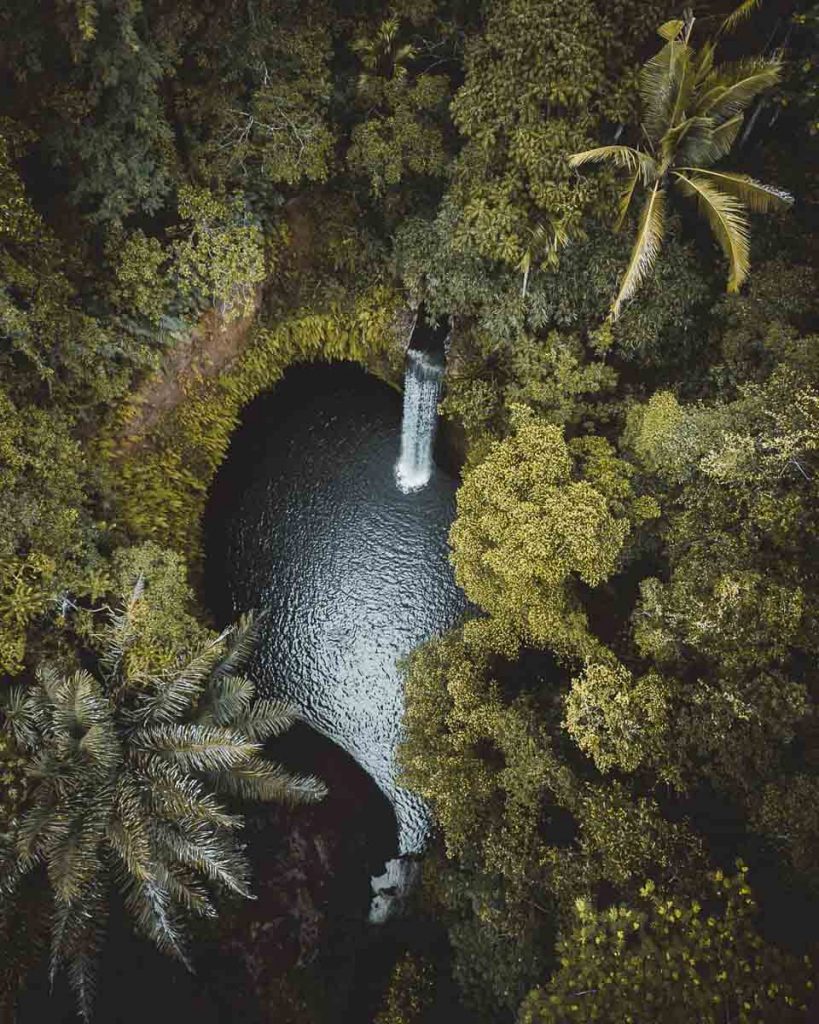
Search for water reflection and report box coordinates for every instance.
[205,362,467,852]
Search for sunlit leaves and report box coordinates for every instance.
[450,413,637,655]
[520,866,812,1024]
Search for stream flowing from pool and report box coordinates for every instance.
[205,361,466,910]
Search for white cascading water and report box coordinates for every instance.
[369,857,422,924]
[394,348,444,493]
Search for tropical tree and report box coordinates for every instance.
[721,0,764,34]
[569,15,793,318]
[517,218,570,297]
[0,588,325,1020]
[519,867,812,1024]
[352,15,417,92]
[448,409,651,659]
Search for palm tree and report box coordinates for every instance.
[517,218,570,297]
[569,14,793,319]
[353,15,417,94]
[0,587,325,1020]
[721,0,764,34]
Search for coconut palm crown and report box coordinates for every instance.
[569,14,793,319]
[0,585,325,1020]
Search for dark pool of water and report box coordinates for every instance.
[205,361,467,852]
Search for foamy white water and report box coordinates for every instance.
[395,348,444,493]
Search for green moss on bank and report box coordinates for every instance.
[103,285,404,562]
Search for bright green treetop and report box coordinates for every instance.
[449,410,651,657]
[519,866,812,1024]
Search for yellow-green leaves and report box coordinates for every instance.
[564,662,676,779]
[108,229,172,326]
[449,415,635,655]
[520,865,812,1024]
[658,19,685,41]
[172,186,266,323]
[447,0,670,268]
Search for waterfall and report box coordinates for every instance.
[395,348,444,493]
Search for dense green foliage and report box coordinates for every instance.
[0,0,818,1021]
[519,868,812,1024]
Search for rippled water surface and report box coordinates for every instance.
[205,362,467,852]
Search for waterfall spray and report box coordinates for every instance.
[395,348,444,493]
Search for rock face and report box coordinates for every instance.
[120,294,264,450]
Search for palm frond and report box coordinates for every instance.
[122,874,192,969]
[210,612,263,681]
[2,686,38,750]
[128,642,223,727]
[657,19,684,41]
[674,171,750,291]
[234,698,298,742]
[659,115,712,168]
[49,898,84,986]
[153,863,217,920]
[152,820,252,898]
[696,57,782,121]
[663,54,696,149]
[517,219,570,294]
[16,797,65,865]
[98,577,144,680]
[142,760,242,831]
[107,820,153,883]
[63,881,107,1022]
[614,170,640,232]
[27,687,58,738]
[35,663,63,703]
[67,950,98,1023]
[6,599,313,1019]
[610,182,665,320]
[107,778,154,881]
[693,39,717,87]
[210,756,327,805]
[0,834,29,897]
[721,0,763,33]
[198,674,255,728]
[78,723,121,770]
[52,671,108,747]
[679,114,744,166]
[681,169,793,212]
[48,813,106,904]
[640,39,691,142]
[568,146,656,184]
[130,724,259,772]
